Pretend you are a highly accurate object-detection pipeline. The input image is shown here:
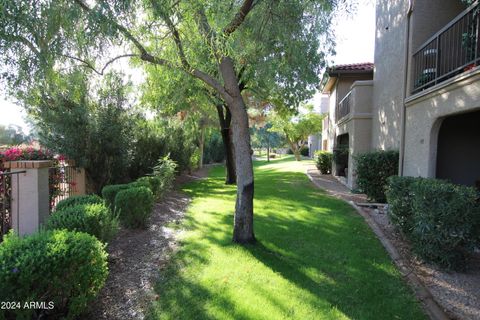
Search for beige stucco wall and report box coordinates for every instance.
[372,0,410,150]
[403,69,480,178]
[335,81,374,189]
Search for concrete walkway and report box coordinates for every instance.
[305,164,367,203]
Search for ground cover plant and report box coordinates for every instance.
[148,157,425,320]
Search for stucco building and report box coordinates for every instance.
[321,0,480,190]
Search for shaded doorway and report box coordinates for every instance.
[436,110,480,188]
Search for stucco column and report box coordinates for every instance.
[6,161,52,236]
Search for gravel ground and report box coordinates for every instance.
[365,207,480,320]
[87,169,209,320]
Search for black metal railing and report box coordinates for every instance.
[49,161,78,211]
[336,91,352,122]
[0,170,26,239]
[412,1,480,94]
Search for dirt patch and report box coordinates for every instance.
[87,169,209,320]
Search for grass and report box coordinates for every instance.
[147,156,426,320]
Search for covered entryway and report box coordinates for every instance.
[436,110,480,188]
[335,133,349,177]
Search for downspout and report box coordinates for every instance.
[399,0,414,176]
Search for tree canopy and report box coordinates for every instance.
[0,0,347,243]
[270,110,323,161]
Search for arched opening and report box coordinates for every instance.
[436,110,480,189]
[334,133,349,177]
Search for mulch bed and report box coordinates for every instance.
[87,168,209,320]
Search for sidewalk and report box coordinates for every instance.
[305,164,367,203]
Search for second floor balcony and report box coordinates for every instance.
[412,1,480,94]
[335,81,373,123]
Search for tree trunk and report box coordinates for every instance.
[267,139,270,162]
[220,57,255,244]
[216,103,236,184]
[286,136,301,161]
[199,125,205,169]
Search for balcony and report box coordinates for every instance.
[412,1,480,94]
[336,91,351,122]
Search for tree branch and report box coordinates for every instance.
[61,53,138,75]
[73,0,232,103]
[0,33,40,56]
[223,0,256,37]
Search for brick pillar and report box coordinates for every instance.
[6,161,52,236]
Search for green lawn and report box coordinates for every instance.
[147,157,425,320]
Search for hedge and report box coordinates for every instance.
[55,194,104,212]
[355,150,399,202]
[314,151,333,174]
[386,176,480,270]
[0,230,108,319]
[101,184,130,210]
[114,186,154,229]
[46,203,119,242]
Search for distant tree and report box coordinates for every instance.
[251,123,284,162]
[0,124,29,146]
[270,112,323,161]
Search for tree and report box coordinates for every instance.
[270,111,323,161]
[0,124,29,146]
[0,0,342,243]
[251,122,284,162]
[22,70,134,193]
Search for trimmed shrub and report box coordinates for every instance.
[128,179,151,190]
[314,151,333,174]
[410,179,480,270]
[115,187,154,229]
[55,194,104,212]
[101,183,130,210]
[355,150,399,202]
[136,176,163,197]
[46,203,119,242]
[0,230,108,319]
[299,145,309,157]
[386,176,421,235]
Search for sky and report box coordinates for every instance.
[0,0,375,132]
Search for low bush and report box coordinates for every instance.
[136,176,163,197]
[299,145,309,157]
[410,179,480,270]
[55,194,104,212]
[387,176,480,270]
[314,151,333,174]
[0,230,108,319]
[355,150,399,202]
[101,184,130,210]
[386,176,421,235]
[46,203,118,242]
[114,187,154,229]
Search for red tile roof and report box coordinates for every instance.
[327,62,374,72]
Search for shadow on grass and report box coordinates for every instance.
[146,160,425,320]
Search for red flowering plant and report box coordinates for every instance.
[0,147,71,211]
